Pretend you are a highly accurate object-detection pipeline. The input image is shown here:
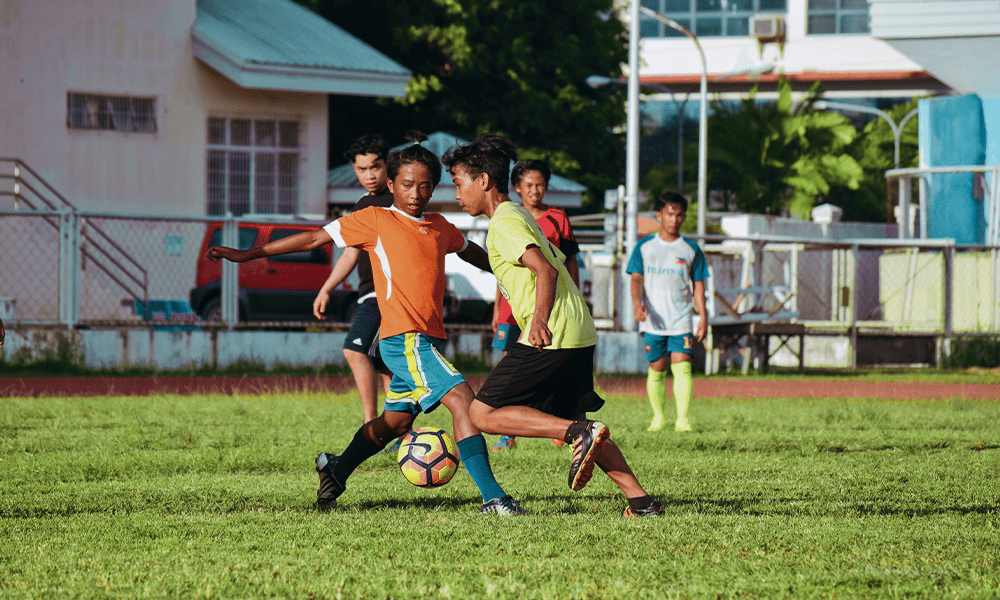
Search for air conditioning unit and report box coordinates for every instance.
[750,14,786,39]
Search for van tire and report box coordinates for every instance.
[201,298,223,323]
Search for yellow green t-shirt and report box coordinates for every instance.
[487,201,596,349]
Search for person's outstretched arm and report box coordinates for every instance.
[314,247,361,320]
[456,241,492,273]
[207,229,332,263]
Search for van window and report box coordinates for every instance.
[267,229,330,264]
[208,227,258,250]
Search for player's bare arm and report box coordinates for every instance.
[0,316,5,349]
[456,241,492,273]
[314,247,361,320]
[520,245,557,348]
[492,285,503,332]
[693,279,708,342]
[630,273,648,322]
[565,253,580,287]
[206,228,332,264]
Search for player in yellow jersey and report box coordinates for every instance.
[443,134,664,517]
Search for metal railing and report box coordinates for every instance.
[0,158,149,309]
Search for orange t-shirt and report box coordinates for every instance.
[324,206,467,340]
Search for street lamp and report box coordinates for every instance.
[813,100,919,237]
[639,6,708,247]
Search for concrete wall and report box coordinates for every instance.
[0,0,329,216]
[0,327,651,374]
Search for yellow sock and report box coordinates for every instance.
[646,369,667,431]
[671,361,693,431]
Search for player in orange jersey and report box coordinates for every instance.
[206,132,525,516]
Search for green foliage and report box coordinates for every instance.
[826,99,920,222]
[944,336,1000,369]
[2,392,1000,598]
[706,78,864,219]
[295,0,628,212]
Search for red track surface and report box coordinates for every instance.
[1,376,998,399]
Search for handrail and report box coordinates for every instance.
[0,157,149,302]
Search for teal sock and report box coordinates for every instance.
[456,434,506,503]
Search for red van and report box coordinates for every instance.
[189,222,358,323]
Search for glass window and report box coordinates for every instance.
[807,0,868,34]
[727,16,749,35]
[66,93,157,134]
[205,118,301,216]
[641,0,785,37]
[697,17,722,35]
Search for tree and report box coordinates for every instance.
[825,99,919,223]
[295,0,629,212]
[703,78,864,219]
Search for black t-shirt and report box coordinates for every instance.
[352,189,395,298]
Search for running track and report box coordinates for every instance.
[1,377,999,399]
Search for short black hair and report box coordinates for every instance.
[344,134,388,163]
[511,160,551,188]
[386,131,442,187]
[441,134,518,194]
[654,190,688,212]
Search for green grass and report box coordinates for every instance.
[2,389,999,599]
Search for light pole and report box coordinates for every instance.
[639,6,708,247]
[814,100,919,236]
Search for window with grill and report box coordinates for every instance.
[206,117,301,216]
[67,93,157,133]
[639,0,787,38]
[806,0,869,34]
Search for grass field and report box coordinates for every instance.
[2,386,999,599]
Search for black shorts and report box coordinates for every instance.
[476,344,604,420]
[343,298,384,368]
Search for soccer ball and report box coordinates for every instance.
[396,427,460,487]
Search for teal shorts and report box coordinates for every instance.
[643,332,694,362]
[379,332,466,415]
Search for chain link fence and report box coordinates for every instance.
[2,209,999,346]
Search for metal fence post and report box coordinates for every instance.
[220,216,239,329]
[849,243,858,370]
[940,240,954,365]
[58,208,81,327]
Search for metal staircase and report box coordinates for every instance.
[0,158,149,314]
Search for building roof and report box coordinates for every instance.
[192,0,411,96]
[328,131,587,196]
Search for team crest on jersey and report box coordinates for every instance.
[497,330,506,341]
[418,227,427,234]
[676,258,687,265]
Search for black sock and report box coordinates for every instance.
[563,419,589,444]
[627,495,656,512]
[333,427,385,484]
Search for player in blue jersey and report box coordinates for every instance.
[626,191,709,432]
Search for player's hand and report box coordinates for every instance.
[633,304,648,322]
[313,292,329,320]
[695,317,707,343]
[491,311,500,334]
[526,321,552,349]
[206,246,249,263]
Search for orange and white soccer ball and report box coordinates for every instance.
[396,427,460,487]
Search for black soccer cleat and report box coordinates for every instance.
[315,452,346,511]
[623,500,665,517]
[480,495,529,516]
[568,420,609,491]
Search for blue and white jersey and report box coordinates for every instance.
[626,234,709,336]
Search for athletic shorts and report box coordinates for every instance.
[343,298,384,369]
[476,344,605,420]
[379,332,466,415]
[491,323,522,351]
[643,332,694,362]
